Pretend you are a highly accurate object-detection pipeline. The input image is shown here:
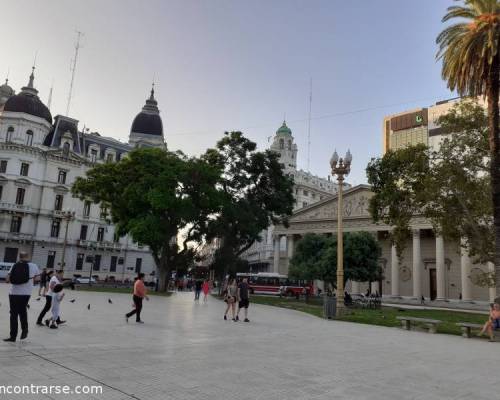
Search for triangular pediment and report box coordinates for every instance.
[290,184,373,222]
[46,148,87,163]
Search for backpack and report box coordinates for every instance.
[9,261,30,285]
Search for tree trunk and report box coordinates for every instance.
[158,267,168,292]
[488,52,500,297]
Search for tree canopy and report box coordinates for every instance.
[367,100,492,265]
[203,131,295,278]
[288,232,382,288]
[72,148,220,290]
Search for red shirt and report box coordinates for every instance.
[134,279,147,298]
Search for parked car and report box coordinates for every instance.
[73,277,96,284]
[0,262,14,280]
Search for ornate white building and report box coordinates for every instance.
[0,68,164,281]
[241,121,348,272]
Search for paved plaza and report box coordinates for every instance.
[0,283,497,400]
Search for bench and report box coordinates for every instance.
[396,316,442,334]
[456,322,500,340]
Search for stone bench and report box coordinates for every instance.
[456,322,500,340]
[396,316,442,334]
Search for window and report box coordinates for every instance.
[135,258,142,274]
[279,139,284,149]
[20,163,29,176]
[100,205,108,220]
[25,130,33,146]
[62,142,70,157]
[90,148,98,163]
[47,251,56,269]
[0,185,3,200]
[83,201,91,217]
[303,190,309,196]
[106,153,114,163]
[80,225,88,240]
[113,231,120,243]
[110,256,117,272]
[302,202,308,208]
[288,140,292,150]
[76,253,84,270]
[93,254,101,271]
[6,127,13,142]
[10,216,22,233]
[15,188,25,205]
[0,160,7,173]
[97,227,105,242]
[58,170,67,184]
[54,194,63,211]
[50,219,61,238]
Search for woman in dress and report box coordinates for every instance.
[202,279,210,303]
[223,278,238,321]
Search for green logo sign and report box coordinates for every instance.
[415,115,423,123]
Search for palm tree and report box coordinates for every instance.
[437,0,500,296]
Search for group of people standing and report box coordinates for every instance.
[223,277,250,322]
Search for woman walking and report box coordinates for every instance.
[125,273,149,324]
[202,279,210,303]
[223,278,238,321]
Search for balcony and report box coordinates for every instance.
[0,202,34,214]
[77,240,122,252]
[0,231,34,242]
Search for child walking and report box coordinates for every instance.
[46,284,64,329]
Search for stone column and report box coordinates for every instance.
[391,244,400,297]
[488,262,496,303]
[370,281,379,294]
[460,240,472,302]
[412,229,422,300]
[435,234,446,301]
[351,280,360,295]
[273,236,280,273]
[287,235,294,260]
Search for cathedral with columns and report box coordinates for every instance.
[273,185,495,303]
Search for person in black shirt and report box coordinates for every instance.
[38,268,47,297]
[194,279,202,301]
[236,278,250,322]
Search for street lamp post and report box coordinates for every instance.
[59,209,76,272]
[330,149,352,317]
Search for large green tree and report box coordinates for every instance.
[437,0,500,293]
[72,148,220,290]
[203,131,295,278]
[288,232,382,289]
[368,100,492,265]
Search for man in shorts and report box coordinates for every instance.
[236,278,250,322]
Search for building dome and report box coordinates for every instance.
[130,87,163,136]
[276,120,292,135]
[0,79,14,106]
[3,68,52,124]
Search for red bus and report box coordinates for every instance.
[236,272,313,296]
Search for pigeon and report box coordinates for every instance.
[36,297,41,301]
[69,299,76,303]
[87,304,90,310]
[108,299,112,304]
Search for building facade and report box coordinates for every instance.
[274,185,495,303]
[0,69,164,281]
[241,121,347,272]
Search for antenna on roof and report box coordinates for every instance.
[66,30,84,116]
[307,77,312,172]
[47,80,54,111]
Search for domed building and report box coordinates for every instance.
[0,69,158,283]
[128,85,165,148]
[0,79,14,107]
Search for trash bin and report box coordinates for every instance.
[323,296,336,319]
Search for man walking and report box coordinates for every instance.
[4,252,40,342]
[236,277,250,322]
[38,268,47,297]
[194,279,202,301]
[125,273,149,323]
[36,270,66,326]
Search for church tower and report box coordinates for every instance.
[270,121,297,172]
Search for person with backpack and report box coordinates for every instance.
[4,252,40,342]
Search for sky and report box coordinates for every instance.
[0,0,456,185]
